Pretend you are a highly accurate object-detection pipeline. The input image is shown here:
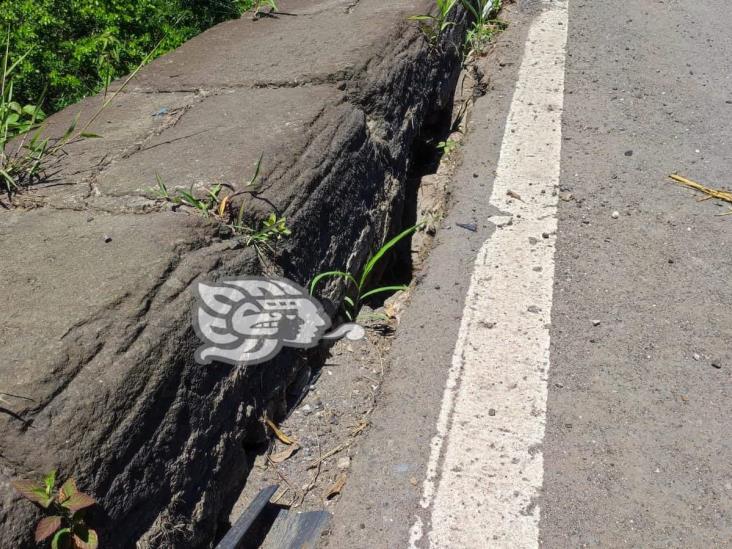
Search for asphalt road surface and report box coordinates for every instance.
[324,0,731,547]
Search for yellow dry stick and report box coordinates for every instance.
[264,417,296,445]
[670,174,732,215]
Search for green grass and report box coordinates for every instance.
[410,0,506,55]
[461,0,506,55]
[409,0,459,45]
[310,223,424,321]
[150,157,291,260]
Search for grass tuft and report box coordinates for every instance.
[310,223,424,321]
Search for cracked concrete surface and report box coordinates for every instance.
[0,1,470,547]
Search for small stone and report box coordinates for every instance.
[527,305,541,314]
[542,232,550,239]
[668,258,675,264]
[624,150,634,157]
[692,353,701,361]
[301,404,312,415]
[611,211,620,219]
[337,456,351,470]
[488,409,496,416]
[473,173,479,178]
[410,477,418,486]
[529,237,538,245]
[591,320,601,327]
[103,234,112,243]
[711,362,722,370]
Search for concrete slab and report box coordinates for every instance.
[0,0,467,546]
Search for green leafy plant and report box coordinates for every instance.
[11,470,98,549]
[1,0,253,114]
[437,138,458,155]
[151,153,263,215]
[151,176,225,217]
[409,0,459,45]
[151,156,290,259]
[0,37,48,194]
[310,223,423,321]
[0,38,45,140]
[94,31,122,97]
[231,211,292,259]
[1,34,163,199]
[460,0,506,54]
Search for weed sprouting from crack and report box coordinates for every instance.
[310,223,424,321]
[409,0,506,57]
[437,138,459,155]
[150,154,291,261]
[461,0,507,58]
[409,0,459,48]
[11,470,98,548]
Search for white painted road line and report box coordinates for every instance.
[409,1,569,547]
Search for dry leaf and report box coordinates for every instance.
[325,474,347,499]
[264,418,296,445]
[217,196,230,217]
[270,444,300,464]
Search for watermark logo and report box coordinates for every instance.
[193,277,364,366]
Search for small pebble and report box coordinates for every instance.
[611,211,620,219]
[711,362,722,370]
[488,409,496,416]
[624,150,634,157]
[542,232,550,239]
[337,456,351,470]
[592,320,601,327]
[103,235,112,243]
[692,353,700,361]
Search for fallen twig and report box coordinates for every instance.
[670,174,732,215]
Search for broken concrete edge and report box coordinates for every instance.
[0,2,471,547]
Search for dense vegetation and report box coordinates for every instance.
[1,0,256,113]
